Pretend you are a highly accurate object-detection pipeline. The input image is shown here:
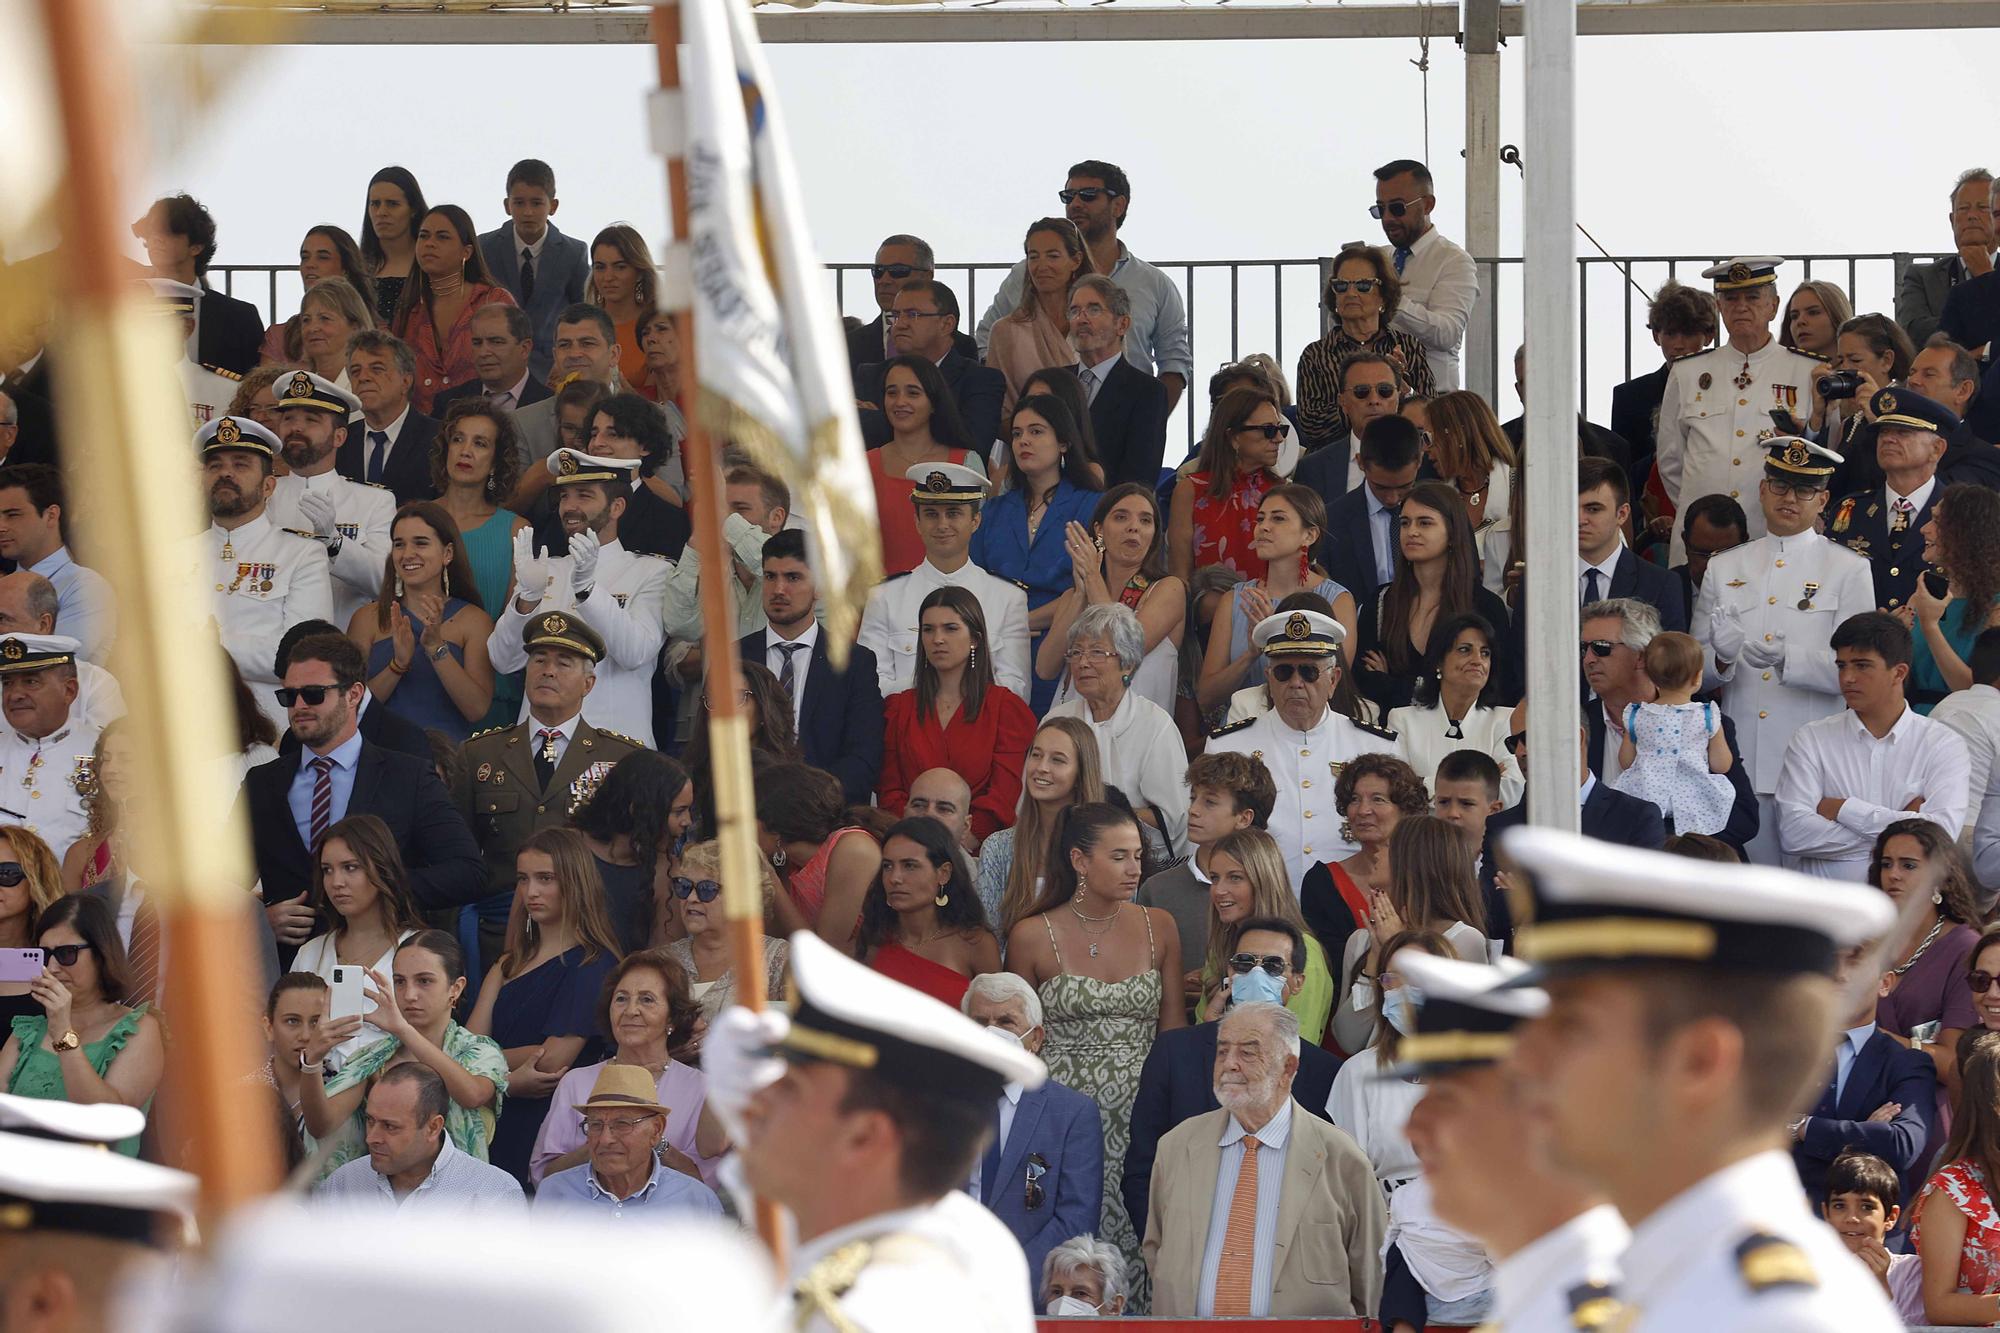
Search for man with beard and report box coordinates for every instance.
[486,448,666,746]
[1371,159,1478,392]
[264,371,395,628]
[193,414,332,726]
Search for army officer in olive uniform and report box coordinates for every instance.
[1828,387,1958,614]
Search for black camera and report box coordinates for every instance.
[1817,370,1862,401]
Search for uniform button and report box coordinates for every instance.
[1730,490,1740,498]
[1759,710,1769,719]
[1890,598,1901,608]
[536,804,546,814]
[1762,671,1773,681]
[1767,596,1777,605]
[1764,633,1773,642]
[1738,398,1749,406]
[1732,457,1741,466]
[1300,749,1311,758]
[1736,429,1746,437]
[1301,779,1312,789]
[1776,559,1785,568]
[1303,810,1314,819]
[1890,567,1900,576]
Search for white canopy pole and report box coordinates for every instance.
[1522,0,1580,832]
[1461,0,1502,404]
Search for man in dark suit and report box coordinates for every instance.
[1069,275,1168,489]
[845,234,976,383]
[477,160,590,386]
[336,330,439,506]
[1828,387,1954,615]
[271,619,431,761]
[1296,348,1406,495]
[238,634,482,961]
[1123,918,1341,1239]
[134,194,265,375]
[741,529,882,803]
[855,279,1003,451]
[1901,170,1997,347]
[1909,338,2000,489]
[430,305,553,417]
[964,974,1105,1301]
[1306,413,1421,614]
[1670,493,1749,621]
[1514,458,1686,671]
[1610,281,1718,470]
[1792,946,1937,1205]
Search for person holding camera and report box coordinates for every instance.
[1829,387,1955,616]
[1815,313,1918,498]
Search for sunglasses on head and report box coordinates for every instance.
[1967,970,2000,995]
[43,943,93,967]
[275,684,343,708]
[1327,279,1379,295]
[1348,382,1398,400]
[1580,640,1618,659]
[1269,662,1323,683]
[869,263,926,281]
[0,862,25,888]
[671,877,723,903]
[1057,187,1119,204]
[1229,952,1288,978]
[1235,422,1291,443]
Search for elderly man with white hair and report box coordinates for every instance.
[1046,603,1190,854]
[962,972,1105,1304]
[1040,1234,1131,1316]
[1142,1001,1384,1318]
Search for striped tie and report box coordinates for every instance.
[126,889,161,1008]
[308,756,334,849]
[1213,1135,1261,1316]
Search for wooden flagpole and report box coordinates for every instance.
[648,0,784,1259]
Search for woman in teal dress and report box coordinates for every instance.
[1908,484,2000,712]
[1004,802,1184,1313]
[347,501,497,742]
[433,396,530,730]
[0,896,163,1156]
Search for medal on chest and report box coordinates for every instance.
[1797,582,1819,612]
[1733,360,1753,391]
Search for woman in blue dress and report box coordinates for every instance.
[970,393,1101,713]
[347,501,496,742]
[1909,484,2000,712]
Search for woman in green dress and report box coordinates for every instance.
[432,397,530,730]
[0,895,163,1156]
[1005,801,1183,1313]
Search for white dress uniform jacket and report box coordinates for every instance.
[1205,707,1402,889]
[1488,1202,1628,1333]
[196,514,335,726]
[1692,531,1875,794]
[1656,341,1823,562]
[1775,705,1970,881]
[0,716,102,858]
[782,1191,1035,1333]
[1616,1150,1900,1332]
[267,471,397,630]
[857,559,1030,700]
[179,360,239,428]
[487,539,668,747]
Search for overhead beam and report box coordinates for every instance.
[166,1,2000,46]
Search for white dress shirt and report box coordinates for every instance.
[1927,682,2000,899]
[315,1137,525,1213]
[358,404,414,478]
[1383,227,1478,390]
[1046,688,1190,853]
[1196,1097,1294,1317]
[1386,701,1524,807]
[1776,705,1971,880]
[763,620,820,734]
[194,512,335,727]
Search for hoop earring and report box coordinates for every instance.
[771,846,787,869]
[1933,888,1944,906]
[934,890,950,908]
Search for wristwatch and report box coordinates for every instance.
[51,1029,81,1053]
[428,641,450,662]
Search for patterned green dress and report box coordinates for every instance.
[8,1008,152,1156]
[307,1020,510,1180]
[1034,910,1162,1313]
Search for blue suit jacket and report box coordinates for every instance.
[738,629,883,805]
[1793,1029,1936,1206]
[477,223,590,384]
[979,1078,1103,1299]
[1303,458,1391,618]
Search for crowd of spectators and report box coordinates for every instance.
[13,151,2000,1323]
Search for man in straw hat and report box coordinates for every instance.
[532,1064,721,1220]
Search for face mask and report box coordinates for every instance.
[1045,1296,1101,1317]
[984,1025,1025,1049]
[1381,988,1416,1035]
[1350,976,1375,1012]
[1231,966,1287,1008]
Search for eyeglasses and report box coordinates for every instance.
[1348,382,1399,400]
[1580,640,1618,659]
[1505,731,1528,753]
[1327,279,1380,295]
[1686,545,1735,560]
[1763,479,1825,500]
[1057,187,1120,204]
[0,862,25,888]
[1369,198,1419,219]
[1229,952,1288,978]
[869,263,928,281]
[1966,970,2000,995]
[1234,422,1291,442]
[43,943,94,967]
[701,689,755,711]
[1024,1153,1048,1210]
[671,877,723,903]
[884,309,945,324]
[1063,648,1120,664]
[581,1114,660,1136]
[275,684,342,707]
[1269,662,1323,683]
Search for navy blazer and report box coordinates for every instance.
[1828,485,1940,614]
[1481,782,1666,947]
[1306,460,1391,617]
[339,409,442,507]
[846,315,977,385]
[978,1077,1104,1301]
[856,352,1006,455]
[195,283,267,376]
[431,376,553,416]
[1087,356,1170,490]
[1793,1029,1937,1206]
[1610,363,1671,468]
[1122,1017,1341,1240]
[478,224,590,384]
[739,629,884,804]
[1586,699,1758,852]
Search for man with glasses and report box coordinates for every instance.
[1206,609,1401,888]
[846,234,975,381]
[975,160,1191,412]
[533,1065,723,1219]
[1370,159,1477,391]
[856,278,1004,453]
[1691,436,1876,866]
[1901,167,1997,348]
[1309,409,1421,612]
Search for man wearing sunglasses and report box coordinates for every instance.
[0,632,95,859]
[974,160,1190,412]
[1369,159,1476,392]
[1206,609,1401,890]
[844,234,975,382]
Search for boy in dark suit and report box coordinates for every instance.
[477,160,589,386]
[135,193,265,375]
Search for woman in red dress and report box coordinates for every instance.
[1167,384,1288,582]
[392,204,518,413]
[854,817,1000,1005]
[878,586,1037,851]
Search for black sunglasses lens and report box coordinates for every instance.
[1970,971,1999,993]
[46,944,84,966]
[278,685,332,707]
[1507,732,1527,751]
[0,863,24,887]
[674,879,723,903]
[1272,663,1321,683]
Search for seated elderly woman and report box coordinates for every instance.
[1040,1233,1131,1317]
[663,838,791,1041]
[1046,603,1191,855]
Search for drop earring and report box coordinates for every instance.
[771,845,788,869]
[1340,819,1355,842]
[442,566,451,597]
[1933,887,1944,905]
[968,645,978,671]
[395,574,405,599]
[935,889,950,908]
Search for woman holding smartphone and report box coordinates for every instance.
[0,827,64,1027]
[293,815,424,1069]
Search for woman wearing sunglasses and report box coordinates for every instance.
[662,838,791,1040]
[853,816,999,1006]
[1168,385,1289,584]
[1294,241,1436,452]
[1192,827,1333,1042]
[0,894,163,1155]
[0,829,66,1027]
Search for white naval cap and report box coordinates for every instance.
[1700,256,1786,291]
[1498,825,1896,978]
[0,632,81,674]
[0,1095,194,1246]
[196,413,282,458]
[142,278,202,314]
[1252,608,1345,657]
[1762,435,1844,480]
[905,461,989,504]
[547,447,642,486]
[272,368,361,418]
[1386,952,1546,1078]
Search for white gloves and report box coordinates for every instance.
[296,489,338,544]
[1708,604,1746,665]
[512,527,555,605]
[1739,631,1786,671]
[703,1005,790,1142]
[568,529,601,595]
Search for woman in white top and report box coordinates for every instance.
[1039,484,1186,715]
[293,814,423,1068]
[1045,604,1191,855]
[1387,612,1523,808]
[1424,391,1518,598]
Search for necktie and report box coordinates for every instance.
[1213,1135,1262,1316]
[535,728,560,790]
[495,389,515,411]
[126,889,161,1008]
[775,643,805,699]
[1583,567,1602,605]
[1079,365,1098,399]
[366,430,390,485]
[520,247,536,302]
[1891,497,1914,534]
[1393,246,1412,276]
[308,756,334,849]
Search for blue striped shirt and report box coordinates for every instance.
[1196,1098,1294,1316]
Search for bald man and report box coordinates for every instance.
[0,571,123,729]
[905,768,976,857]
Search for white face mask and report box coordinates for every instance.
[985,1025,1025,1049]
[1045,1295,1102,1316]
[1350,976,1376,1012]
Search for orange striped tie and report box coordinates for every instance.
[1213,1135,1261,1316]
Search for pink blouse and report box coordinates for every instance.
[399,283,518,413]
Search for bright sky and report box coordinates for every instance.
[135,20,2000,432]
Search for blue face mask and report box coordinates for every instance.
[1230,966,1287,1008]
[1381,987,1419,1035]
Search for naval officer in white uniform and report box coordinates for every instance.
[263,370,395,629]
[148,277,241,428]
[1691,435,1875,865]
[0,633,100,857]
[858,462,1030,700]
[1204,609,1400,889]
[1656,258,1826,564]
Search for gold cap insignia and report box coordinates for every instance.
[215,416,241,445]
[557,452,580,476]
[1782,441,1810,469]
[1874,389,1898,416]
[1284,612,1311,640]
[924,471,950,493]
[1727,262,1752,283]
[542,613,568,636]
[1,641,23,662]
[288,372,313,398]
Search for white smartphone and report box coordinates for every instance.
[327,965,371,1022]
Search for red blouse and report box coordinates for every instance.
[1187,467,1282,580]
[399,283,519,414]
[867,941,973,1006]
[878,685,1037,841]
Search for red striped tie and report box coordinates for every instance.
[309,756,334,848]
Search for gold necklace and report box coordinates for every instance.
[1068,900,1122,958]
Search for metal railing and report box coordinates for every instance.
[211,249,1942,455]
